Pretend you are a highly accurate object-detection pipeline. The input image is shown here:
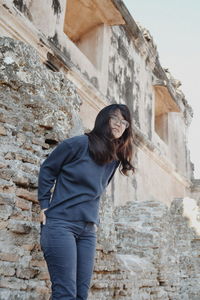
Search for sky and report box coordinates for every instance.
[123,0,200,178]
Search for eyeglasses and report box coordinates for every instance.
[110,115,129,128]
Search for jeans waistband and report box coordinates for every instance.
[43,217,96,226]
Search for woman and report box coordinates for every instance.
[38,103,135,300]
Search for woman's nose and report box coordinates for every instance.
[115,119,121,126]
[115,122,121,128]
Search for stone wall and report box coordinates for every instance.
[0,37,82,300]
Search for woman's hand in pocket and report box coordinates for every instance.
[40,208,48,225]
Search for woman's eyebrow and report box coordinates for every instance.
[112,114,125,120]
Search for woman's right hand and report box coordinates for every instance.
[40,208,48,225]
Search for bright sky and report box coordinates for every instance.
[123,0,200,178]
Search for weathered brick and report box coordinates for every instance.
[44,131,60,143]
[30,259,46,268]
[0,262,16,276]
[0,220,8,229]
[0,111,6,123]
[0,178,14,187]
[15,152,39,164]
[11,207,32,221]
[35,285,50,294]
[13,174,30,187]
[20,163,39,177]
[0,169,15,181]
[0,277,27,290]
[0,185,15,193]
[0,204,13,220]
[0,161,8,169]
[0,252,20,262]
[0,124,7,136]
[31,245,45,260]
[8,219,32,234]
[0,192,15,205]
[15,197,32,210]
[16,267,39,279]
[37,271,50,280]
[4,152,15,160]
[22,143,34,151]
[21,244,35,251]
[16,188,37,203]
[16,132,27,144]
[32,137,49,149]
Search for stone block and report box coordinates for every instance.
[29,259,46,268]
[0,185,15,194]
[0,204,13,220]
[0,192,15,205]
[0,262,16,276]
[0,169,15,181]
[4,152,15,160]
[32,137,49,149]
[15,152,39,164]
[0,220,8,229]
[7,219,32,234]
[22,143,34,151]
[16,132,27,144]
[0,252,20,262]
[16,188,37,203]
[0,178,14,192]
[16,267,39,279]
[0,277,27,290]
[35,286,50,296]
[11,207,32,221]
[0,124,7,136]
[0,161,8,169]
[21,121,33,132]
[37,271,50,280]
[44,132,60,144]
[19,163,38,177]
[21,244,35,251]
[15,197,32,210]
[13,173,31,188]
[13,168,38,189]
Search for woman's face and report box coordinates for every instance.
[109,110,129,139]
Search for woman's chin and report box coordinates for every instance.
[113,133,121,139]
[111,130,120,139]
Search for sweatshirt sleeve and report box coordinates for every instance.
[38,139,73,209]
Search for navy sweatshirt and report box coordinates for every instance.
[38,134,119,225]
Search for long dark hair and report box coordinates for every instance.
[85,104,135,175]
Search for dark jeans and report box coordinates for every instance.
[40,217,97,300]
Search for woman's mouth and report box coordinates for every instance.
[112,128,120,134]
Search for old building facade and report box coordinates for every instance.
[0,0,199,299]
